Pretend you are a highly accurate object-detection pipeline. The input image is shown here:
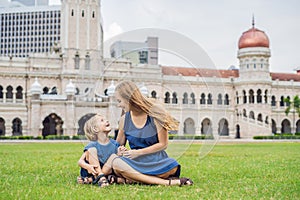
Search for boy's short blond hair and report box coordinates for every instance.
[84,114,103,141]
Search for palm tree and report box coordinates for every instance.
[284,95,300,134]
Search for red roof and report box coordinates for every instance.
[162,66,300,82]
[271,72,300,82]
[162,66,239,78]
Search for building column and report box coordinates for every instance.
[22,92,25,103]
[3,90,6,103]
[13,90,16,103]
[276,126,281,134]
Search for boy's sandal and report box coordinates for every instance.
[107,175,118,184]
[92,174,106,185]
[179,177,193,186]
[77,176,92,184]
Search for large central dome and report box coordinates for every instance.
[238,25,269,49]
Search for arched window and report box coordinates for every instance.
[49,87,57,95]
[265,116,269,124]
[236,91,239,104]
[200,93,205,104]
[74,53,80,69]
[207,93,212,105]
[286,96,290,106]
[16,86,23,99]
[164,92,170,104]
[224,94,229,105]
[243,109,247,117]
[264,90,268,103]
[257,113,263,122]
[82,10,85,17]
[151,91,157,99]
[271,119,276,134]
[281,119,291,134]
[249,90,254,104]
[201,118,212,135]
[0,86,3,99]
[77,113,96,135]
[183,93,188,104]
[172,92,177,104]
[249,111,255,120]
[42,113,63,137]
[217,94,222,105]
[190,93,195,104]
[71,9,74,16]
[218,119,229,136]
[271,96,276,106]
[6,86,13,99]
[257,89,262,103]
[12,118,22,136]
[43,87,49,94]
[85,54,90,70]
[183,118,195,134]
[280,96,284,107]
[243,90,247,104]
[0,118,5,135]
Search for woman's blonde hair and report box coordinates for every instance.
[115,80,179,130]
[84,114,103,141]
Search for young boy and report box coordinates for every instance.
[77,114,126,187]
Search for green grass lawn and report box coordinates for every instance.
[0,141,299,200]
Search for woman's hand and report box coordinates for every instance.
[117,145,128,156]
[122,149,141,159]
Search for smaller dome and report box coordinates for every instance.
[139,83,148,96]
[238,27,269,49]
[65,80,76,95]
[30,78,42,94]
[107,80,116,97]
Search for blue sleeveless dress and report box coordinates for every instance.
[120,112,180,176]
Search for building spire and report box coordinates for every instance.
[252,14,255,28]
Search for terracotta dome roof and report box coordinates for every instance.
[238,26,269,49]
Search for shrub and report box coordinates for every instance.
[72,135,87,140]
[253,135,300,140]
[168,134,214,140]
[45,135,70,140]
[17,136,34,140]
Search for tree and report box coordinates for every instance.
[284,95,300,134]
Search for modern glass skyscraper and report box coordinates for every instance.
[0,5,60,57]
[11,0,49,6]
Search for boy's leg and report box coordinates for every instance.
[86,147,101,175]
[87,147,109,187]
[77,160,94,184]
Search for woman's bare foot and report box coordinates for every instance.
[108,175,134,184]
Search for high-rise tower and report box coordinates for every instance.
[60,0,103,72]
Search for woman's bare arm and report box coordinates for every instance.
[122,120,168,159]
[116,115,126,146]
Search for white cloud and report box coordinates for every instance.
[104,22,123,41]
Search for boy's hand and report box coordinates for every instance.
[87,164,98,175]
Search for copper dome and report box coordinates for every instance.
[238,27,270,49]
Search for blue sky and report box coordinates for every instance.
[49,0,300,72]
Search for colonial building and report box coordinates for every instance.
[0,0,299,138]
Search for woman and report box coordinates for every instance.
[106,80,193,186]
